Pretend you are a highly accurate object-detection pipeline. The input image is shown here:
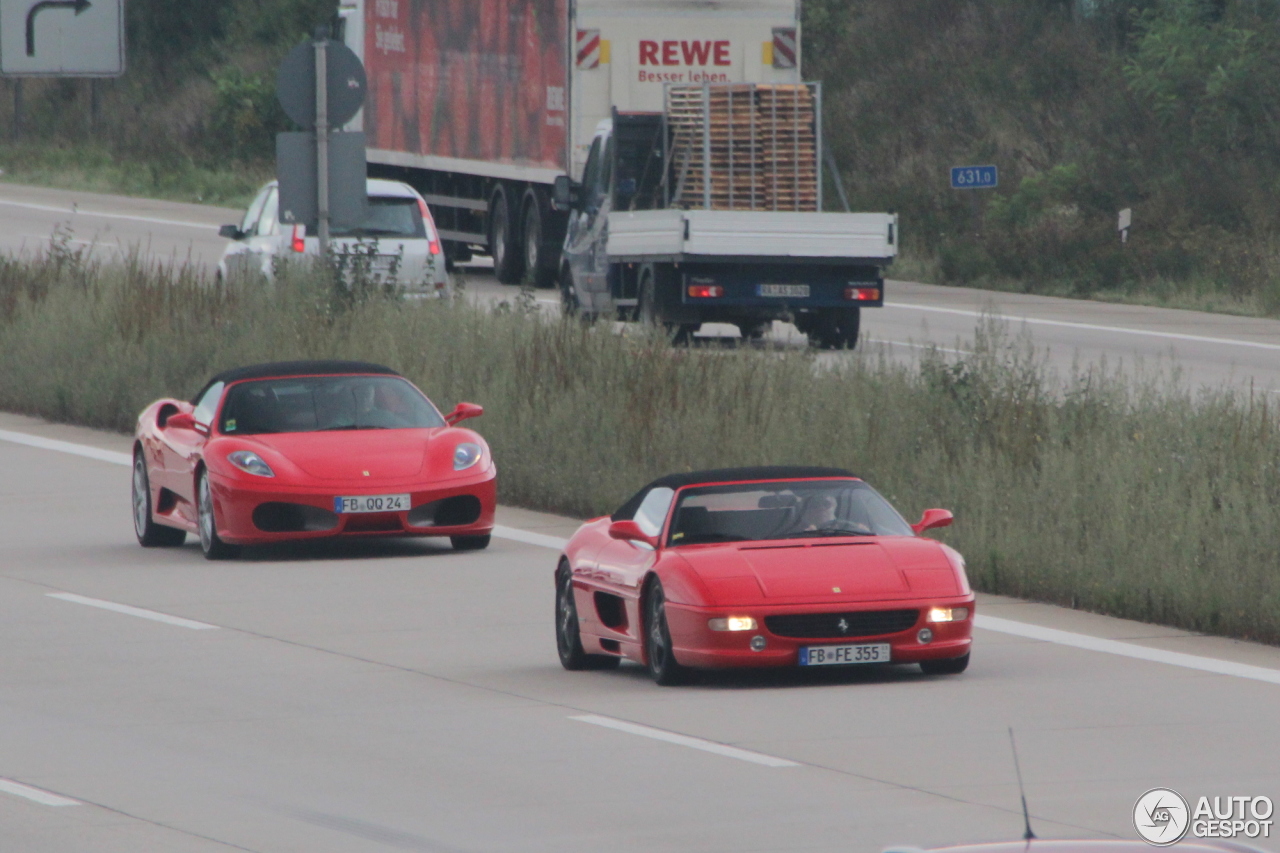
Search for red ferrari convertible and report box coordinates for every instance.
[555,467,973,684]
[131,360,496,559]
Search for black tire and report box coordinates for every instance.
[556,562,621,671]
[638,267,696,345]
[560,266,596,323]
[489,186,524,284]
[805,308,861,350]
[920,652,970,675]
[197,469,239,560]
[451,534,491,551]
[736,321,768,342]
[132,450,186,547]
[522,189,557,289]
[644,579,689,685]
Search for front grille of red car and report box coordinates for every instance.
[764,609,919,639]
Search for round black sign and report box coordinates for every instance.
[276,39,367,129]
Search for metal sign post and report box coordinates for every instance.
[314,33,330,256]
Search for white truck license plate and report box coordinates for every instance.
[758,284,809,298]
[334,494,410,514]
[798,643,890,666]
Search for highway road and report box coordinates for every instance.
[1,413,1279,852]
[3,181,1280,394]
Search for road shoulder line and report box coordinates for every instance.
[0,778,81,806]
[47,592,220,630]
[570,714,799,767]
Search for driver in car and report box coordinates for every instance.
[795,494,838,532]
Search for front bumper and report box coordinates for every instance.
[209,466,496,545]
[662,596,974,669]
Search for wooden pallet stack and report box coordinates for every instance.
[665,83,819,212]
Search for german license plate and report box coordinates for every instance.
[334,494,410,513]
[758,284,809,298]
[798,643,890,666]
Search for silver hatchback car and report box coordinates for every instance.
[217,178,449,296]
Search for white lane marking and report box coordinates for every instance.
[887,302,1280,353]
[879,339,971,356]
[571,714,799,767]
[975,615,1280,685]
[47,593,219,631]
[0,778,81,806]
[0,429,132,466]
[9,426,1280,685]
[491,525,569,551]
[0,199,216,231]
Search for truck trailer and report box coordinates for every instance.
[343,0,897,347]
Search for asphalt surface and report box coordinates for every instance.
[3,182,1280,395]
[1,413,1278,853]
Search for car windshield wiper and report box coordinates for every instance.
[673,533,752,544]
[790,527,874,538]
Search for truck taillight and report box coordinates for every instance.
[844,286,881,302]
[687,284,724,298]
[291,225,306,253]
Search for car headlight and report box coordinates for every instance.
[708,616,757,632]
[227,450,274,477]
[453,442,482,471]
[926,607,969,623]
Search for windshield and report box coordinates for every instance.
[332,197,426,238]
[667,479,915,545]
[218,375,445,435]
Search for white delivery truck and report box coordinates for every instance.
[345,0,896,347]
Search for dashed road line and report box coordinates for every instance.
[47,593,220,631]
[0,778,81,806]
[570,714,800,767]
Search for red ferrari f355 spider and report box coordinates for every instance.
[131,360,495,559]
[555,467,973,684]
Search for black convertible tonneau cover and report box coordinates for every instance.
[191,360,399,403]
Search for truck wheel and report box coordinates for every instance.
[489,186,524,284]
[522,189,557,289]
[560,267,595,322]
[806,308,861,350]
[638,266,697,345]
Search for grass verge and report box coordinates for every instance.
[2,251,1279,644]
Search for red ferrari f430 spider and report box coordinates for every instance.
[131,361,496,559]
[555,467,973,684]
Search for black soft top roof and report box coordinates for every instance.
[191,360,399,403]
[612,466,857,521]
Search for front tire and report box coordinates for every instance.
[556,562,621,671]
[644,579,689,685]
[132,451,185,547]
[451,534,491,551]
[489,187,524,284]
[197,470,239,560]
[920,652,970,675]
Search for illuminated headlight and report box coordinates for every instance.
[708,616,757,632]
[227,450,274,477]
[927,607,970,623]
[453,442,482,471]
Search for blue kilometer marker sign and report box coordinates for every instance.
[951,165,998,190]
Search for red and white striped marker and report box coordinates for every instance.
[772,27,796,69]
[576,29,600,69]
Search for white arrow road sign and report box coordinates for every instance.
[1,0,123,76]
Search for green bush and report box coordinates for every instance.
[2,255,1280,644]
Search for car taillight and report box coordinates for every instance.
[417,198,441,255]
[844,286,881,301]
[291,225,306,253]
[687,284,724,298]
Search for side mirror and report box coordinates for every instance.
[552,175,579,211]
[608,519,658,548]
[912,508,954,534]
[219,224,244,241]
[164,412,207,435]
[445,402,484,426]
